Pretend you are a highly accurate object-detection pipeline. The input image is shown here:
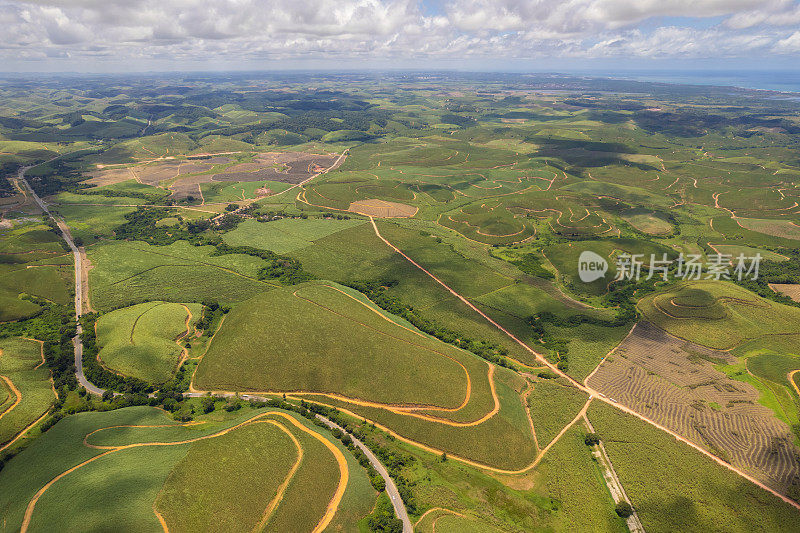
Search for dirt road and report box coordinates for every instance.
[368,216,800,512]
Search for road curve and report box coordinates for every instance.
[315,414,412,532]
[17,157,411,529]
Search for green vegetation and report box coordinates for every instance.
[5,72,800,531]
[588,403,800,532]
[0,338,54,447]
[195,281,475,408]
[639,280,800,350]
[95,301,202,383]
[222,217,364,254]
[87,240,271,310]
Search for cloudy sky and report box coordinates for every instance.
[1,0,799,72]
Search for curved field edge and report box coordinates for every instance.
[0,406,373,533]
[587,402,800,532]
[0,338,55,449]
[95,301,202,383]
[193,281,485,411]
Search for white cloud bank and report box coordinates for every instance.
[0,0,797,68]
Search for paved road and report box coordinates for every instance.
[17,158,410,527]
[17,162,104,395]
[316,414,412,532]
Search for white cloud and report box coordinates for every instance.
[0,0,797,66]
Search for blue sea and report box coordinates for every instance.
[599,70,800,94]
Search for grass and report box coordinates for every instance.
[392,404,624,532]
[155,422,307,532]
[54,204,137,244]
[96,301,202,383]
[737,218,800,241]
[0,222,72,321]
[0,405,372,532]
[527,378,590,446]
[587,402,800,533]
[433,515,505,532]
[194,281,473,409]
[621,209,673,235]
[303,367,537,471]
[0,338,54,447]
[544,238,676,296]
[710,244,787,262]
[222,217,365,254]
[87,240,272,311]
[638,280,800,350]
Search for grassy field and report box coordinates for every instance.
[222,217,365,254]
[302,366,537,471]
[156,420,335,533]
[621,209,673,235]
[87,240,272,310]
[393,404,624,533]
[544,238,676,296]
[54,204,137,244]
[588,402,800,532]
[194,281,475,409]
[527,377,590,446]
[0,405,372,532]
[0,222,72,321]
[638,280,800,350]
[0,338,54,447]
[96,301,202,383]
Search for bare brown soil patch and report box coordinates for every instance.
[212,152,337,184]
[85,168,138,186]
[770,283,800,303]
[349,199,417,218]
[134,162,183,186]
[176,162,212,175]
[588,321,800,492]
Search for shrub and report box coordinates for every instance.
[615,501,633,518]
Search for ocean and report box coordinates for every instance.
[601,70,800,94]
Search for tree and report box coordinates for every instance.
[201,396,216,413]
[440,452,447,462]
[615,501,633,518]
[584,432,600,446]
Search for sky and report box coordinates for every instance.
[1,0,799,72]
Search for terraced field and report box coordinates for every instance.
[587,322,800,493]
[639,281,800,350]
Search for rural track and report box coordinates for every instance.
[21,151,800,521]
[583,413,645,533]
[17,161,104,396]
[18,156,411,530]
[20,411,348,533]
[367,216,800,512]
